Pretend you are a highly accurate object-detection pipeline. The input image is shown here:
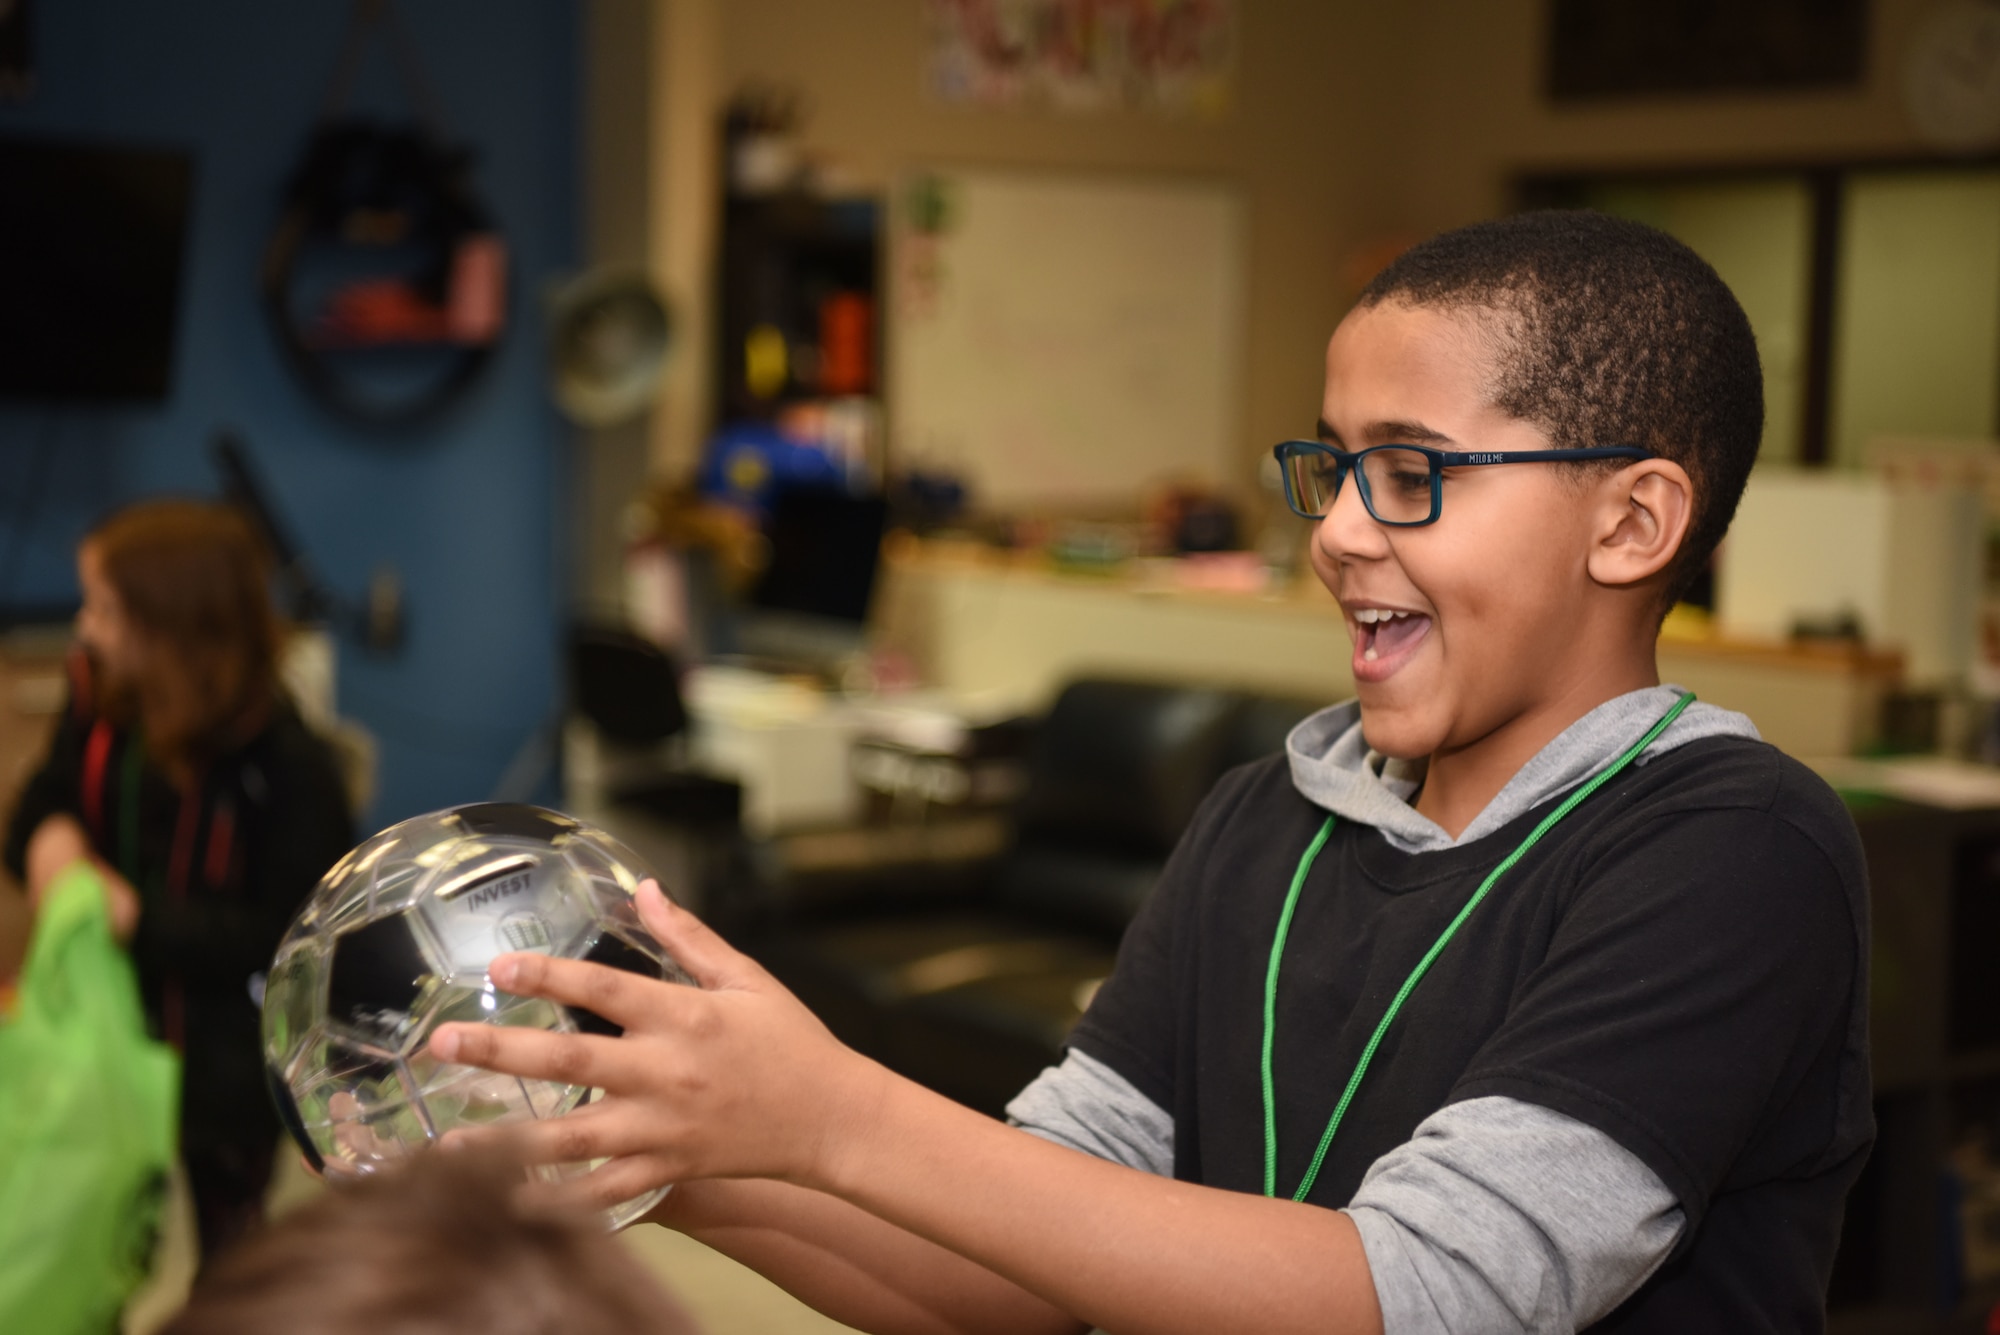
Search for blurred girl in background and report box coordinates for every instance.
[4,500,354,1264]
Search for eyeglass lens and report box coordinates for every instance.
[1286,447,1435,522]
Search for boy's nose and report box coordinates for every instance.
[1314,471,1390,563]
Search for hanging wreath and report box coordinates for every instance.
[261,0,507,427]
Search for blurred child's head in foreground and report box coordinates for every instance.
[161,1148,700,1335]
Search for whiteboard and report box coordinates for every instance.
[890,169,1246,510]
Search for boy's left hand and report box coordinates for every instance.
[427,881,888,1210]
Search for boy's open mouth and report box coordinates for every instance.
[1352,607,1432,678]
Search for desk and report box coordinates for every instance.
[875,543,1905,758]
[675,551,1910,836]
[1656,635,1903,759]
[874,546,1355,707]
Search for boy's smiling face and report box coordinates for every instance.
[1310,299,1616,762]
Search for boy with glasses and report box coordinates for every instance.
[429,212,1869,1334]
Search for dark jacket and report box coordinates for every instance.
[4,652,356,1152]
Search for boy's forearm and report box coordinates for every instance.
[659,1177,1082,1335]
[812,1067,1384,1335]
[657,1065,1382,1335]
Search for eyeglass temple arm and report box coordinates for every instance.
[1272,442,1649,459]
[1452,446,1654,463]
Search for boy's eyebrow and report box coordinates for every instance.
[1315,417,1458,448]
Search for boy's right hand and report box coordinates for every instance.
[427,880,892,1212]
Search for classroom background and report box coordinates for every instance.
[3,1,2000,1330]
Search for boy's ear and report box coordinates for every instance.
[1587,459,1694,591]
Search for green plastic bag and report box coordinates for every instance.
[0,863,179,1334]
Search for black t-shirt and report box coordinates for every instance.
[1070,736,1872,1332]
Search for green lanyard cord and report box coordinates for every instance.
[1260,690,1697,1202]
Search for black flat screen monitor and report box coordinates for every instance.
[0,135,194,402]
[752,486,888,625]
[740,486,887,669]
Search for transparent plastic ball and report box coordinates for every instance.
[262,803,693,1227]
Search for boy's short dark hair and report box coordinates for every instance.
[1359,210,1763,603]
[161,1149,699,1335]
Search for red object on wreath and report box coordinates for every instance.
[306,234,507,349]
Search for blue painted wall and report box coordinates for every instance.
[0,0,580,826]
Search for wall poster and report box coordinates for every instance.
[926,0,1235,115]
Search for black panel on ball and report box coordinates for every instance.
[568,931,662,1037]
[327,911,430,1039]
[452,802,578,842]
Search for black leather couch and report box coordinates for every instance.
[752,677,1322,1117]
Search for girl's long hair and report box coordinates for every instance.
[87,499,282,773]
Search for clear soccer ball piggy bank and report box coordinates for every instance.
[262,803,693,1227]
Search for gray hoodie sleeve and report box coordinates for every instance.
[1007,1048,1176,1176]
[1347,1096,1683,1332]
[1008,1054,1683,1334]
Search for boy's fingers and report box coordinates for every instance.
[486,950,664,1027]
[572,1153,679,1213]
[510,1152,677,1218]
[439,1100,616,1158]
[429,1021,629,1089]
[637,879,763,991]
[439,1101,672,1182]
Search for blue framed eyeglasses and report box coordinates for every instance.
[1272,440,1655,525]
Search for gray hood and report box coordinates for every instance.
[1285,685,1762,854]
